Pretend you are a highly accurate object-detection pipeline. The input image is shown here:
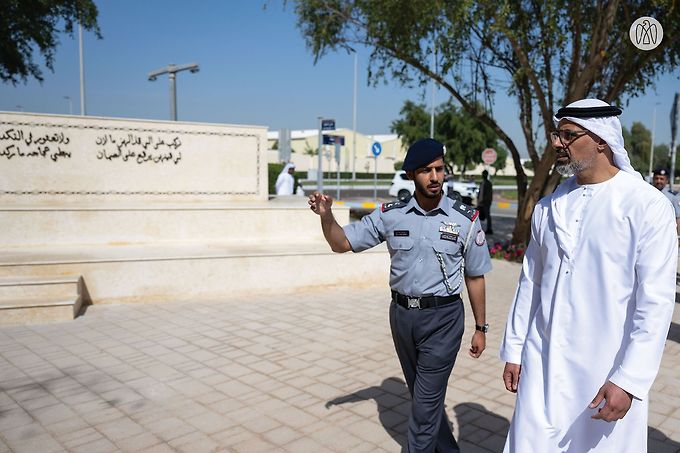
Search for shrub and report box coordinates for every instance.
[488,241,525,263]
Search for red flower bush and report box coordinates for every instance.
[489,241,525,263]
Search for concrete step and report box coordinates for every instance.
[0,276,80,299]
[0,277,83,326]
[0,201,348,248]
[0,296,83,326]
[0,243,389,305]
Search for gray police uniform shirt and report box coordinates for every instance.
[343,195,492,297]
[661,187,680,218]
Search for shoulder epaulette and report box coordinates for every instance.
[451,200,479,222]
[381,200,407,212]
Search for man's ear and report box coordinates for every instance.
[597,140,608,152]
[406,171,415,180]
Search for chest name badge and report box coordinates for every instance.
[394,230,410,237]
[440,232,458,242]
[439,222,460,242]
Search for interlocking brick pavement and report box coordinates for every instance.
[0,260,679,452]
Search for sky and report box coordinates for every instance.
[1,1,679,158]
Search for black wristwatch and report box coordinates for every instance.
[475,323,489,333]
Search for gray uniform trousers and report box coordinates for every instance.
[389,299,465,453]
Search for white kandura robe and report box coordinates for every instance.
[275,164,295,195]
[500,170,677,452]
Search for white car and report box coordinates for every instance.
[388,170,478,204]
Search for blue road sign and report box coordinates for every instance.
[321,119,336,131]
[322,135,345,145]
[371,141,382,157]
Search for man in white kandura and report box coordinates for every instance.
[275,163,296,195]
[500,98,677,452]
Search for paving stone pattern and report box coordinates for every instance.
[0,260,679,452]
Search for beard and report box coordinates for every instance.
[414,180,443,199]
[555,152,596,176]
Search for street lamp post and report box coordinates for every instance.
[63,96,73,115]
[79,22,86,115]
[148,63,200,121]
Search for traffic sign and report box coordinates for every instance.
[322,135,345,145]
[482,148,497,165]
[321,119,336,131]
[371,142,382,157]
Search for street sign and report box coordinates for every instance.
[321,119,336,131]
[334,143,341,163]
[322,135,345,145]
[482,148,497,165]
[371,142,382,157]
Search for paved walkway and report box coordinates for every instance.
[0,260,679,452]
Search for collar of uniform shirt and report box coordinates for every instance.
[406,194,450,216]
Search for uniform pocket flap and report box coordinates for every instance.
[388,236,415,250]
[433,241,460,255]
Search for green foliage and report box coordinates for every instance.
[391,99,500,174]
[293,0,680,244]
[622,122,671,175]
[394,160,403,171]
[268,163,285,194]
[491,145,508,173]
[1,0,101,84]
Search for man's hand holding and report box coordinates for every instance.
[589,381,633,422]
[503,362,521,393]
[309,192,333,216]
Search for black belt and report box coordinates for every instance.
[391,290,461,309]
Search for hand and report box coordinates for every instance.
[468,331,486,358]
[503,362,521,393]
[308,192,333,216]
[589,381,633,422]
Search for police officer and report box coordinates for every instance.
[309,138,491,452]
[651,168,680,247]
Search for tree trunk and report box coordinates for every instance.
[511,145,556,245]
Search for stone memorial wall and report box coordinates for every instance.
[0,112,268,204]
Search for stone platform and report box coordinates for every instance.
[0,198,390,321]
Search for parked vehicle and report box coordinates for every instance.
[388,170,478,204]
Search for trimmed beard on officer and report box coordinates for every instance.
[309,138,492,452]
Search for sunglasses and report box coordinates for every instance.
[550,129,588,144]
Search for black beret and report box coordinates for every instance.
[402,138,445,171]
[653,168,670,176]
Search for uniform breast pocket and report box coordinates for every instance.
[432,241,462,269]
[387,236,414,253]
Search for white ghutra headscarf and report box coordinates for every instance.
[553,98,641,179]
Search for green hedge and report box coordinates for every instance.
[268,163,306,194]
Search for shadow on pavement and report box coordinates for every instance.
[325,377,514,451]
[668,322,680,343]
[326,377,410,449]
[648,427,680,452]
[454,402,510,451]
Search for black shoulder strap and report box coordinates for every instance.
[381,200,407,212]
[451,200,479,222]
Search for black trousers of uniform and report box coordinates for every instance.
[479,205,492,233]
[389,299,465,453]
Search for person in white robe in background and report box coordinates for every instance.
[275,163,296,195]
[500,98,677,452]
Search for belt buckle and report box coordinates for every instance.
[407,297,421,309]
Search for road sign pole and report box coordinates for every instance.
[370,141,383,202]
[335,143,341,200]
[317,117,323,192]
